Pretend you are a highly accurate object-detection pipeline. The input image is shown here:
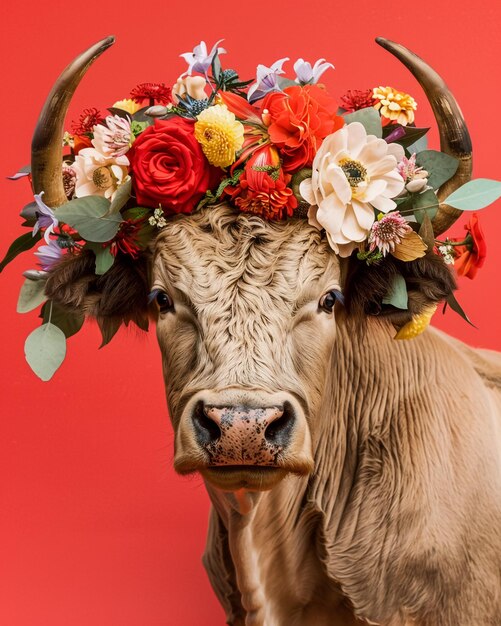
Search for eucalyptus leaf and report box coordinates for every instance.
[40,301,85,338]
[212,53,222,82]
[343,107,382,138]
[412,188,439,223]
[406,134,428,155]
[20,201,38,221]
[55,196,122,242]
[17,278,47,313]
[0,231,41,273]
[416,150,459,190]
[87,243,115,275]
[24,323,66,381]
[383,273,408,310]
[443,179,501,211]
[108,178,132,214]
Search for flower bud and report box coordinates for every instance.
[406,178,428,193]
[146,105,169,118]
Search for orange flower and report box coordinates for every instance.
[453,213,487,279]
[263,85,344,172]
[225,145,297,220]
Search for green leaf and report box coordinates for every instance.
[412,188,439,223]
[40,301,85,338]
[343,107,382,138]
[123,207,150,221]
[0,231,41,273]
[444,292,476,327]
[443,179,501,211]
[108,179,131,214]
[24,322,66,381]
[211,53,222,82]
[87,243,115,275]
[415,150,459,190]
[17,278,47,313]
[383,273,408,310]
[406,134,428,155]
[55,196,122,243]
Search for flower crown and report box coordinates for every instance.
[2,36,501,380]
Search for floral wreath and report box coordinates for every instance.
[2,36,500,380]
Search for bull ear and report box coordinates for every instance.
[344,253,456,328]
[43,250,151,343]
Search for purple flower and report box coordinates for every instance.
[247,58,289,103]
[180,39,226,75]
[385,125,406,144]
[30,192,59,242]
[293,58,334,85]
[34,239,64,271]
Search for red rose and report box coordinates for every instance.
[129,118,221,214]
[263,85,344,172]
[453,213,487,279]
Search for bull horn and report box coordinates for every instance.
[376,37,472,236]
[31,36,115,208]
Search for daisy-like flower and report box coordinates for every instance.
[180,39,226,75]
[92,115,133,158]
[368,212,412,256]
[247,58,289,103]
[73,148,130,200]
[397,153,429,192]
[293,58,334,85]
[112,99,141,115]
[299,122,405,257]
[339,89,376,113]
[130,82,172,106]
[373,86,417,126]
[194,104,244,168]
[71,107,102,136]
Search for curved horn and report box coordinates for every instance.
[376,37,472,236]
[31,36,115,208]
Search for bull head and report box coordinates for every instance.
[34,37,469,492]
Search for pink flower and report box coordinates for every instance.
[368,212,412,256]
[92,115,133,158]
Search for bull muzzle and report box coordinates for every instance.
[174,389,314,491]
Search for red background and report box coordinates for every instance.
[1,1,500,625]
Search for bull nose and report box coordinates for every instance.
[192,401,295,466]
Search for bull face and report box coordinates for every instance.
[152,204,341,491]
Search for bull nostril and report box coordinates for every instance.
[192,401,221,446]
[265,402,295,447]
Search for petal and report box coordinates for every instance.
[345,122,368,158]
[316,194,348,235]
[340,204,369,242]
[351,199,376,232]
[370,195,397,213]
[365,155,399,177]
[379,170,405,197]
[361,178,387,202]
[307,205,323,231]
[386,142,405,161]
[299,178,316,205]
[322,164,352,204]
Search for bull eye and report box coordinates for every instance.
[319,289,344,313]
[149,289,174,313]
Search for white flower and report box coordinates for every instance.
[293,58,334,85]
[438,245,455,265]
[247,58,289,103]
[73,148,129,201]
[180,40,226,75]
[149,208,167,229]
[300,122,405,257]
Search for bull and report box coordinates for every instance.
[26,37,501,625]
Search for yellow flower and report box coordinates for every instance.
[373,86,417,126]
[395,304,437,340]
[112,99,141,115]
[194,104,244,168]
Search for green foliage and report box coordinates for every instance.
[108,178,132,214]
[17,278,47,313]
[443,179,501,211]
[383,273,408,309]
[87,243,115,275]
[415,150,459,189]
[55,196,122,243]
[24,322,66,381]
[343,107,382,138]
[412,188,440,223]
[383,125,429,149]
[0,231,41,273]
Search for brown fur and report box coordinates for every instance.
[45,205,501,625]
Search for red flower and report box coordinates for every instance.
[129,118,221,213]
[339,89,376,113]
[73,134,92,154]
[225,146,297,220]
[71,107,103,136]
[108,219,143,258]
[262,85,344,172]
[452,213,487,279]
[130,82,172,106]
